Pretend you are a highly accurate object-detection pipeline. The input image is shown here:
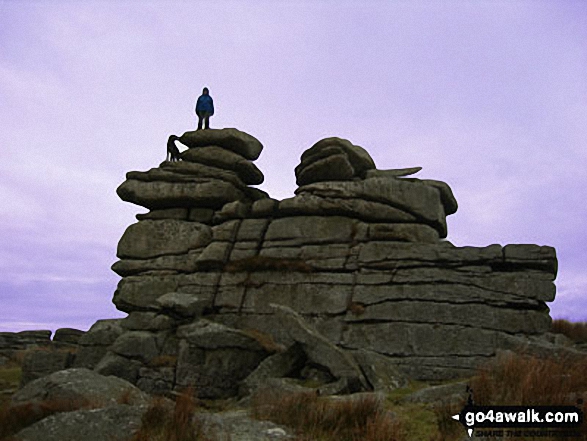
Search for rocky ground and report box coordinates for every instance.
[1,331,585,441]
[0,357,469,441]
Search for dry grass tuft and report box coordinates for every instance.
[132,386,225,441]
[551,319,587,344]
[470,350,587,406]
[425,350,587,441]
[426,350,587,441]
[0,396,96,439]
[251,388,405,441]
[117,389,135,405]
[430,399,467,441]
[225,256,314,273]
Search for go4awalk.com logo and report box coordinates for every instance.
[452,388,584,438]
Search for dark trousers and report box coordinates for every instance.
[197,111,211,130]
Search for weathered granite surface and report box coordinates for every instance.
[94,128,567,397]
[10,129,564,401]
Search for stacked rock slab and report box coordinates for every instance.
[104,129,559,398]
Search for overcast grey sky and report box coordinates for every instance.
[1,1,586,332]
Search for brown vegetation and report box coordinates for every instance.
[470,350,587,406]
[551,318,587,344]
[132,387,226,441]
[225,256,314,273]
[0,396,97,439]
[432,349,587,441]
[117,388,135,405]
[430,400,466,441]
[251,388,405,441]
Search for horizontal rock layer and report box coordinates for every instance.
[179,128,264,160]
[109,212,557,383]
[102,129,561,390]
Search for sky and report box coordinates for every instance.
[1,0,586,333]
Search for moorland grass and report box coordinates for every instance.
[131,387,225,441]
[432,348,587,441]
[251,388,405,441]
[0,396,95,439]
[551,318,587,344]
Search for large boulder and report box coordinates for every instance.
[94,353,143,384]
[109,331,161,365]
[155,291,211,318]
[117,219,212,260]
[179,128,264,160]
[350,349,408,393]
[112,273,220,313]
[277,193,418,224]
[53,328,85,346]
[136,367,175,395]
[295,137,376,185]
[148,161,247,189]
[297,177,447,237]
[116,178,246,210]
[269,304,370,393]
[77,319,124,347]
[503,244,558,275]
[12,404,148,441]
[111,251,203,277]
[175,320,270,398]
[296,153,356,185]
[74,319,124,369]
[195,410,295,441]
[10,368,149,407]
[420,179,458,215]
[240,344,306,396]
[181,146,264,185]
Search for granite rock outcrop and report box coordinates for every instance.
[5,127,583,441]
[0,329,86,386]
[80,128,566,398]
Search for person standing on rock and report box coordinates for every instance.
[195,87,214,130]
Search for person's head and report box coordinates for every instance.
[202,87,209,95]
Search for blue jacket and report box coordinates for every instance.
[196,94,214,115]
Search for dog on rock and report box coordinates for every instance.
[166,135,181,162]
